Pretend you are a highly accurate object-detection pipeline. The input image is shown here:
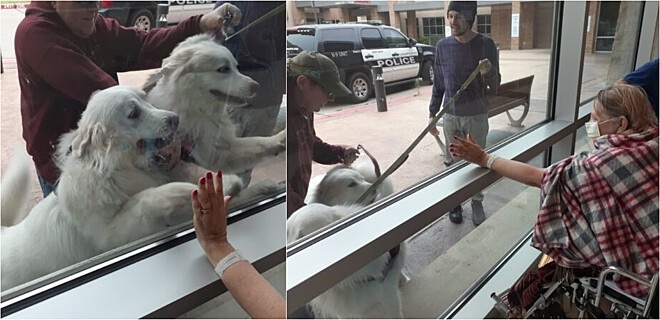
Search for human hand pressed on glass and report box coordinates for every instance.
[191,171,234,266]
[449,133,489,167]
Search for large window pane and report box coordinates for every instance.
[1,0,286,305]
[298,1,556,242]
[287,1,558,318]
[581,1,643,102]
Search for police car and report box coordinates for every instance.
[98,0,215,32]
[287,23,435,103]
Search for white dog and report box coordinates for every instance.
[1,86,197,291]
[287,160,406,319]
[1,148,32,227]
[143,34,286,175]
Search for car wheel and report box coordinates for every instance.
[422,61,434,85]
[348,72,371,104]
[129,9,155,32]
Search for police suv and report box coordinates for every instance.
[98,0,215,32]
[287,23,436,103]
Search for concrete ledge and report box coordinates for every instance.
[401,187,540,318]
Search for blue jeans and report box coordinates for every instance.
[37,172,56,198]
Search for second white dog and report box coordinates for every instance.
[144,34,286,174]
[287,160,406,318]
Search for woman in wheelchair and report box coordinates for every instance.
[450,84,658,318]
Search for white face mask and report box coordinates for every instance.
[584,118,617,139]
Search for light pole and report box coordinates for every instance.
[312,1,319,23]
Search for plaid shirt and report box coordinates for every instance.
[533,129,659,297]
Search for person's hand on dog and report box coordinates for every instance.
[191,171,234,267]
[448,134,488,167]
[342,146,359,165]
[201,3,242,35]
[428,118,440,136]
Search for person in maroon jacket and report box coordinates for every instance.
[15,1,241,197]
[286,51,359,217]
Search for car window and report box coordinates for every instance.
[360,27,385,49]
[288,29,317,53]
[382,28,409,48]
[319,28,357,52]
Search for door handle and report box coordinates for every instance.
[365,54,374,59]
[392,53,399,57]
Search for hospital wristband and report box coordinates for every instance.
[214,251,247,278]
[486,154,499,169]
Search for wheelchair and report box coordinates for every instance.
[491,263,658,319]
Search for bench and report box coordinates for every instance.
[487,74,534,127]
[434,75,534,155]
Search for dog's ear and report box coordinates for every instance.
[143,70,164,93]
[71,123,107,158]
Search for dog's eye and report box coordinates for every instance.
[128,108,139,119]
[348,182,357,187]
[217,66,230,73]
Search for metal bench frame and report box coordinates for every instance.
[434,75,535,155]
[487,75,534,128]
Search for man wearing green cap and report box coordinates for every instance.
[287,51,360,217]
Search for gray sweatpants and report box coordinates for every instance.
[442,112,489,202]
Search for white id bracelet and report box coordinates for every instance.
[214,251,247,278]
[486,154,499,169]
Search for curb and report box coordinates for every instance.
[0,3,27,10]
[316,86,433,123]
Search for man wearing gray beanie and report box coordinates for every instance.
[427,1,501,226]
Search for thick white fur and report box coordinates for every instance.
[1,148,32,226]
[144,34,286,174]
[1,86,198,291]
[287,159,405,318]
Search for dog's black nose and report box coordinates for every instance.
[167,115,179,129]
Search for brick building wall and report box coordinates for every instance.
[287,1,307,26]
[322,7,345,23]
[585,1,599,54]
[491,5,511,50]
[287,1,600,53]
[519,2,535,49]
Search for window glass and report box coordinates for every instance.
[306,1,555,228]
[580,1,643,102]
[360,27,385,49]
[382,28,408,48]
[320,28,357,52]
[287,1,558,316]
[288,29,317,53]
[1,0,286,302]
[477,14,491,37]
[421,17,444,45]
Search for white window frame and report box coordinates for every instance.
[422,17,445,37]
[2,195,286,318]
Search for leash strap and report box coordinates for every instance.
[219,3,286,43]
[355,60,488,203]
[357,144,381,178]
